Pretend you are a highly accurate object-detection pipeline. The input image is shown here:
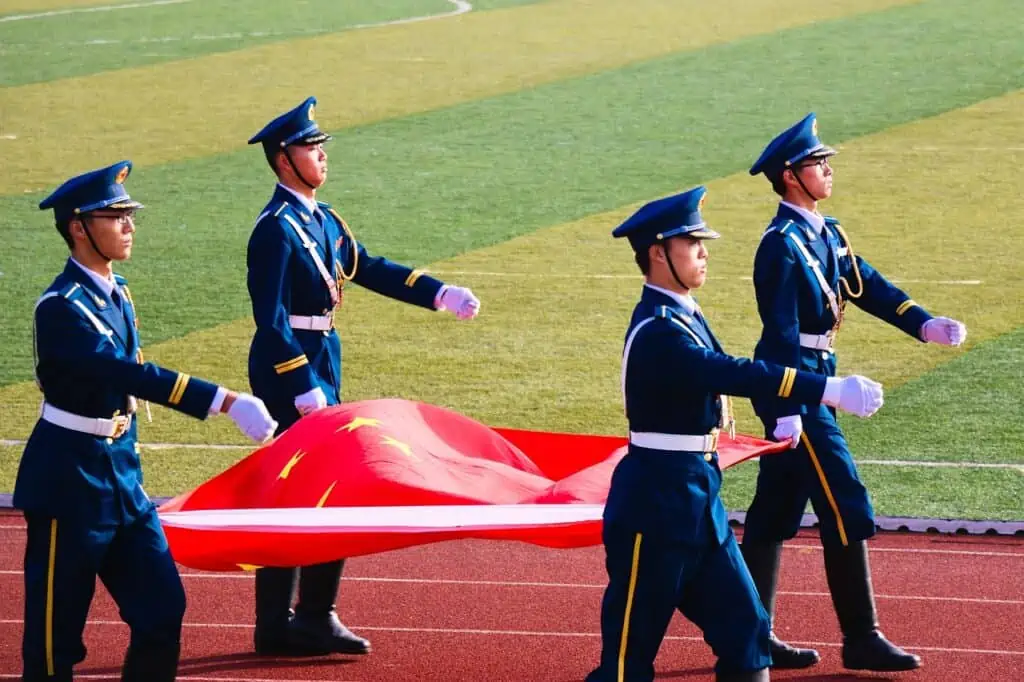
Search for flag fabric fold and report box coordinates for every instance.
[159,399,786,571]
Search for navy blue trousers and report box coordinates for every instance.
[21,507,185,681]
[586,527,770,681]
[744,405,876,546]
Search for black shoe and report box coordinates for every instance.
[253,566,298,655]
[769,632,820,669]
[121,643,179,682]
[843,630,922,671]
[289,610,372,655]
[824,540,922,672]
[740,541,821,670]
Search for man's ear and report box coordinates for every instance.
[648,242,665,264]
[67,217,86,240]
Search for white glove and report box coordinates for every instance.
[920,317,967,346]
[435,285,480,321]
[823,375,884,418]
[226,393,278,443]
[773,415,803,449]
[294,386,328,416]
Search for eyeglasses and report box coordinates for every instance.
[87,210,136,225]
[795,157,831,171]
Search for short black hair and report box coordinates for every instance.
[55,217,74,249]
[264,144,282,175]
[635,244,653,275]
[769,169,788,197]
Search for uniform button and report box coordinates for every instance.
[703,453,713,462]
[105,438,113,445]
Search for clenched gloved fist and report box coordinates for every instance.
[920,317,967,347]
[226,393,277,443]
[823,375,884,418]
[294,386,328,416]
[435,285,480,321]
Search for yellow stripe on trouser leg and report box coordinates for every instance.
[800,432,848,546]
[45,518,57,676]
[618,533,643,682]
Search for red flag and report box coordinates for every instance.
[159,399,786,571]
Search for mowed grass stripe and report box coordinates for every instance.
[1,89,1020,455]
[0,0,923,194]
[844,326,1024,465]
[0,0,130,14]
[0,0,538,88]
[1,0,1021,388]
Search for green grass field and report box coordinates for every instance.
[0,0,1021,521]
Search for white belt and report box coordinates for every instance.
[799,332,834,351]
[41,403,132,439]
[289,314,334,331]
[629,430,719,453]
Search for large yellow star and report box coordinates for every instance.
[381,435,419,461]
[278,450,305,479]
[336,416,383,433]
[316,481,338,508]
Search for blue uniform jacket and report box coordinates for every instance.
[246,186,445,409]
[14,260,218,526]
[751,204,933,421]
[605,286,828,545]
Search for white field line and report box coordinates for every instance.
[0,569,1018,604]
[0,619,1020,657]
[1,0,471,39]
[430,270,984,286]
[0,0,190,23]
[1,439,1018,471]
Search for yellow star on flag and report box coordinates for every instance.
[381,435,419,460]
[278,450,305,479]
[336,416,383,433]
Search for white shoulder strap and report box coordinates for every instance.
[621,317,656,415]
[282,212,339,305]
[785,231,841,321]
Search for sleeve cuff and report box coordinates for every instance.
[208,386,228,416]
[822,377,841,407]
[433,284,449,311]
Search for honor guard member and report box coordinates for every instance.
[245,97,480,657]
[741,114,968,672]
[16,161,278,682]
[588,186,887,682]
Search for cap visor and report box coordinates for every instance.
[688,228,720,240]
[107,200,144,210]
[298,132,332,145]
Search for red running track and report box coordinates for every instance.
[0,511,1021,681]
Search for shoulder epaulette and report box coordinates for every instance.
[113,273,128,286]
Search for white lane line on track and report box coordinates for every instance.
[0,671,360,675]
[0,570,1020,604]
[0,620,1020,657]
[0,0,190,23]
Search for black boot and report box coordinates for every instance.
[120,643,179,682]
[253,566,298,655]
[824,540,921,671]
[290,559,371,655]
[740,540,820,669]
[715,668,769,682]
